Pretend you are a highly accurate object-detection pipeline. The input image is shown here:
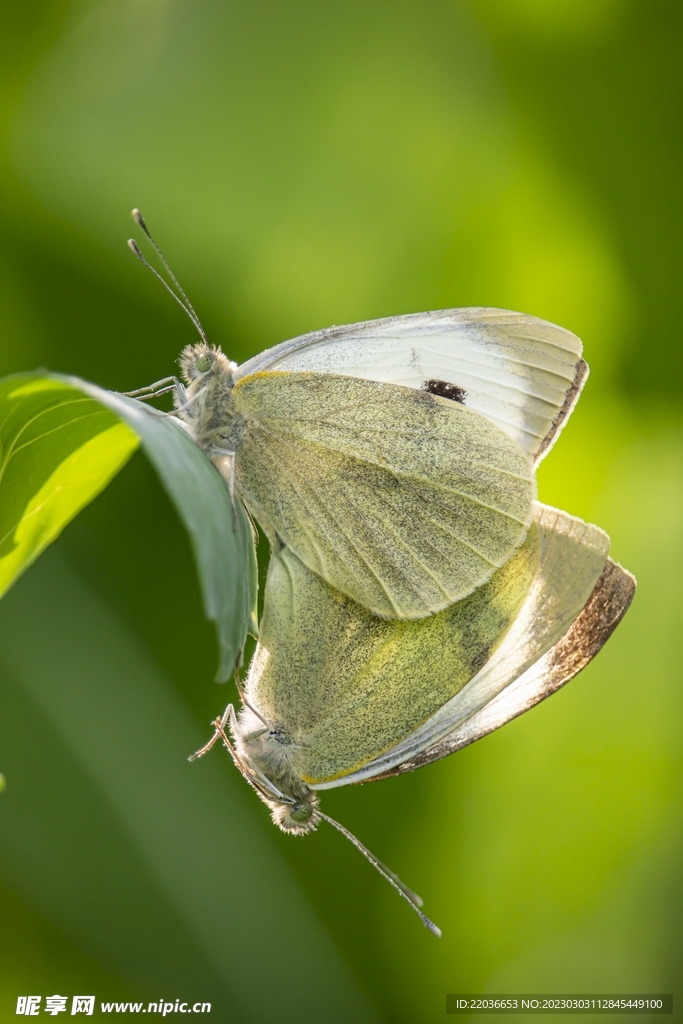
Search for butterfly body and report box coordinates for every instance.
[176,343,241,454]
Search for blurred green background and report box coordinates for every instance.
[0,1,681,1021]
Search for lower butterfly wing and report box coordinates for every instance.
[401,558,636,769]
[234,309,586,464]
[232,371,535,619]
[245,530,539,787]
[313,503,632,788]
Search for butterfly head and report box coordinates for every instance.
[179,342,236,385]
[269,793,320,835]
[232,704,320,835]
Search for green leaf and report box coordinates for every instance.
[60,375,258,681]
[0,372,257,682]
[0,374,140,599]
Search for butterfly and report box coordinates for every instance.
[193,502,635,936]
[129,213,585,620]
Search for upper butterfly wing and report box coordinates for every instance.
[314,503,631,787]
[232,371,535,619]
[235,309,587,463]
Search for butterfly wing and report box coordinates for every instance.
[232,371,535,618]
[313,503,631,787]
[244,528,540,788]
[235,309,586,463]
[396,558,636,771]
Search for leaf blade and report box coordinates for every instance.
[0,375,139,599]
[55,375,257,680]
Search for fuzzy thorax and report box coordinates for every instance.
[232,705,320,835]
[176,343,241,453]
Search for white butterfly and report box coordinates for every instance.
[171,307,585,620]
[195,503,634,936]
[130,216,587,615]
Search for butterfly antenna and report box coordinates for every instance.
[317,811,441,937]
[132,209,204,325]
[128,210,208,345]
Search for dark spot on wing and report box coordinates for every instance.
[421,379,467,404]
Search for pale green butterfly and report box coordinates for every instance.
[128,212,586,620]
[192,503,635,936]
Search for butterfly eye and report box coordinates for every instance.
[196,352,214,373]
[289,804,313,823]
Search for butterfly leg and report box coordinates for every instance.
[233,659,246,708]
[231,657,270,732]
[196,704,292,805]
[121,376,180,400]
[188,703,235,761]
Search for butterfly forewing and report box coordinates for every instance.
[231,371,535,619]
[397,558,636,771]
[234,309,586,463]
